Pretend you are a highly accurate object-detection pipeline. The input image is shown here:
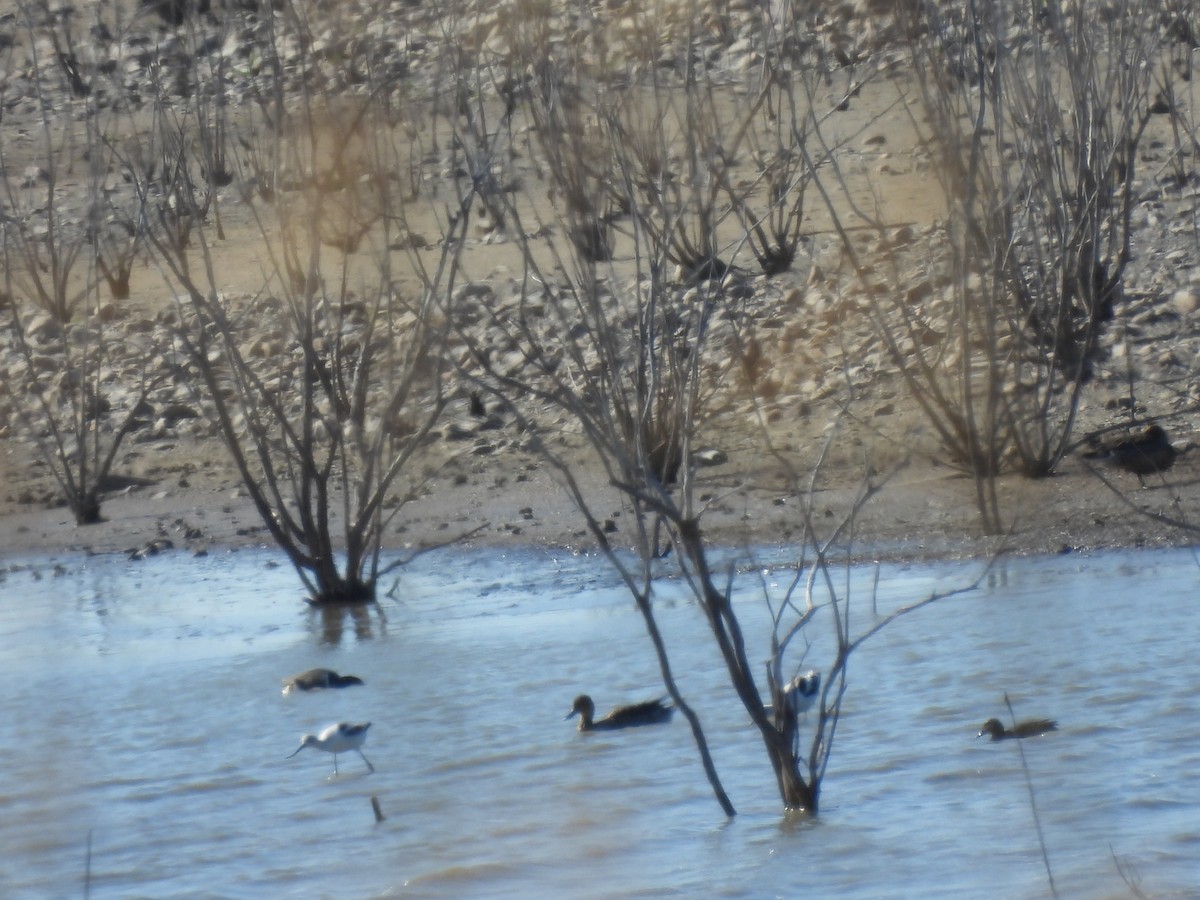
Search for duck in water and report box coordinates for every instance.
[978,718,1058,741]
[282,668,365,695]
[566,694,674,731]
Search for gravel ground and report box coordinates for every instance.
[2,0,1200,565]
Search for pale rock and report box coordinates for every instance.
[1171,288,1199,316]
[24,313,61,342]
[21,164,47,187]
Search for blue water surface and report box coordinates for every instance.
[0,544,1196,898]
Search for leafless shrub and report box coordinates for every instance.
[0,2,171,523]
[126,22,455,602]
[0,38,90,325]
[452,176,984,813]
[3,302,169,523]
[846,0,1167,530]
[432,16,987,813]
[762,435,990,812]
[503,3,860,284]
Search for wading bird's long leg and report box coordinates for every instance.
[357,749,375,773]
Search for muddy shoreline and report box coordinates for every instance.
[3,434,1195,566]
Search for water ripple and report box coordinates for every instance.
[0,546,1197,896]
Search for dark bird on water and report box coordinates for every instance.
[566,694,674,731]
[1083,424,1177,476]
[282,668,365,695]
[978,718,1058,741]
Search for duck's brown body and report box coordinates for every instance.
[567,695,674,731]
[282,668,365,694]
[978,717,1058,741]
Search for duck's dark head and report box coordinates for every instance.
[566,695,595,726]
[978,718,1005,740]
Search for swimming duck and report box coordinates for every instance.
[287,722,374,775]
[1083,425,1177,476]
[282,668,365,695]
[978,718,1058,741]
[566,694,674,731]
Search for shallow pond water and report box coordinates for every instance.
[1,544,1197,898]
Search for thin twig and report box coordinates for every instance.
[1004,693,1057,899]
